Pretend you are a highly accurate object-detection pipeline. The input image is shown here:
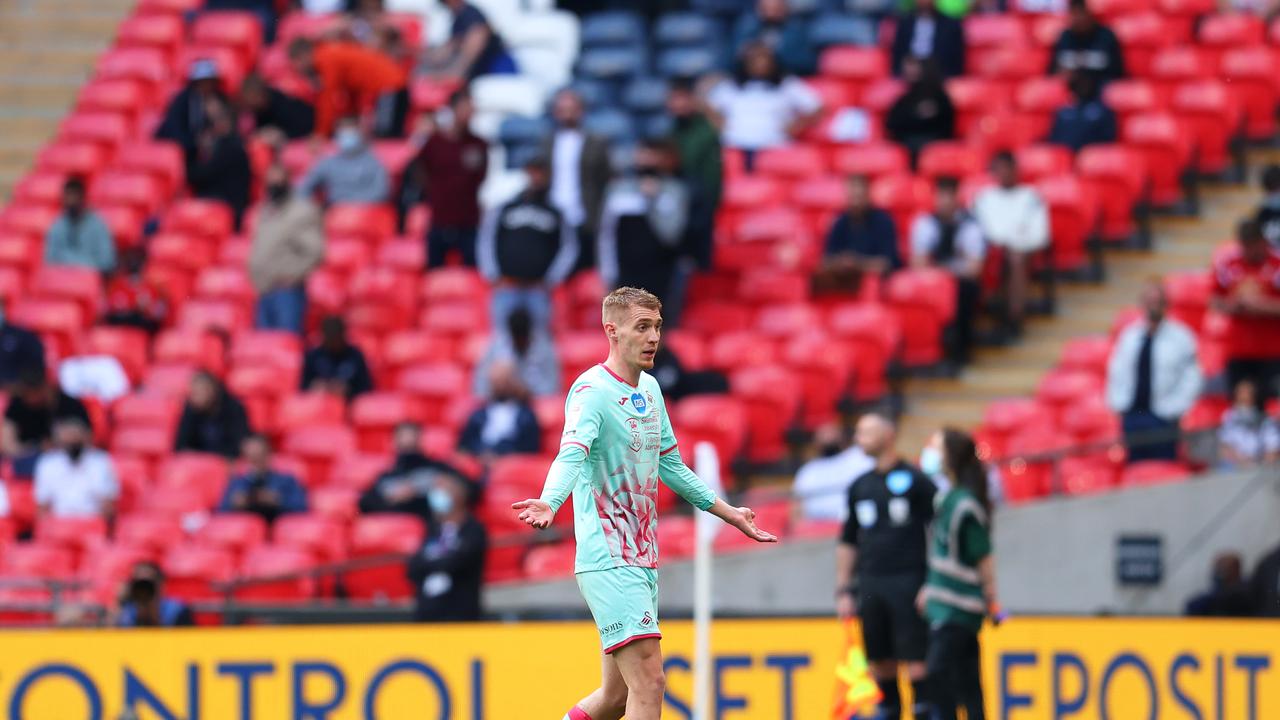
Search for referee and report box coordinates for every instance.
[835,413,937,720]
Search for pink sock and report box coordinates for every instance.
[567,707,593,720]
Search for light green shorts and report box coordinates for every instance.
[576,566,661,653]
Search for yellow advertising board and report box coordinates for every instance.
[0,617,1274,719]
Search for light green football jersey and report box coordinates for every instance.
[540,363,716,573]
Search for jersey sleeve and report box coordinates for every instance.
[656,391,716,511]
[537,382,603,513]
[839,479,860,546]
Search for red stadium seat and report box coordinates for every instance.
[708,331,779,373]
[194,267,255,305]
[1059,456,1119,496]
[782,332,853,428]
[1164,270,1212,332]
[351,392,423,452]
[349,266,419,312]
[275,393,346,436]
[97,204,146,249]
[755,302,821,340]
[805,77,854,108]
[1035,370,1104,423]
[156,453,231,507]
[1148,46,1213,102]
[870,175,932,252]
[153,331,225,376]
[1218,46,1279,140]
[325,204,397,246]
[1075,145,1147,242]
[489,454,553,495]
[830,142,910,179]
[0,233,41,275]
[177,300,247,335]
[790,175,846,229]
[376,238,426,272]
[9,298,85,356]
[421,267,489,304]
[1014,144,1072,182]
[523,542,576,579]
[89,170,166,218]
[1035,174,1099,273]
[754,145,827,180]
[273,514,348,563]
[661,330,706,371]
[885,269,956,367]
[95,47,171,92]
[1028,15,1067,48]
[859,78,904,115]
[1156,0,1218,42]
[972,47,1045,95]
[12,170,67,206]
[1123,112,1192,208]
[283,425,357,485]
[115,14,185,56]
[162,544,235,601]
[346,514,426,600]
[1120,460,1191,487]
[827,302,902,402]
[60,112,132,151]
[656,516,696,560]
[78,544,153,603]
[1,543,75,578]
[0,266,26,308]
[979,397,1044,461]
[817,46,889,98]
[191,11,263,65]
[680,302,752,335]
[113,140,185,195]
[195,513,268,559]
[1060,395,1121,446]
[114,512,184,558]
[965,113,1040,156]
[327,452,390,492]
[382,331,457,380]
[1,204,60,240]
[1057,335,1112,377]
[1102,80,1159,125]
[34,516,107,559]
[672,395,748,466]
[965,15,1028,72]
[410,76,463,113]
[1171,79,1241,176]
[113,393,182,433]
[729,366,801,463]
[136,0,202,15]
[397,363,469,424]
[918,142,987,183]
[84,328,149,386]
[737,269,810,307]
[309,487,359,522]
[1111,12,1175,77]
[235,544,316,602]
[714,500,790,551]
[944,78,1009,138]
[1199,14,1265,59]
[1000,425,1070,501]
[163,199,234,241]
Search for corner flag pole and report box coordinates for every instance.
[692,441,723,720]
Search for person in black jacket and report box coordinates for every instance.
[358,422,468,524]
[1048,0,1124,85]
[238,73,315,145]
[886,57,956,167]
[406,470,486,622]
[174,370,251,459]
[1185,553,1255,617]
[186,94,252,230]
[458,361,540,465]
[891,0,965,79]
[300,316,374,401]
[476,155,579,332]
[155,58,229,154]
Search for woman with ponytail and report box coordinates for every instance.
[918,427,1000,720]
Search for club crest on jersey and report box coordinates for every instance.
[630,392,648,414]
[627,418,643,452]
[886,470,914,495]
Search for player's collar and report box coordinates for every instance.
[598,363,639,388]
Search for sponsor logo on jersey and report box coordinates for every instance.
[601,621,624,635]
[619,396,629,406]
[631,392,647,414]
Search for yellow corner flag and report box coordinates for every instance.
[832,620,882,720]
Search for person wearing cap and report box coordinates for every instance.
[33,416,118,520]
[476,154,579,332]
[156,58,231,154]
[287,35,409,139]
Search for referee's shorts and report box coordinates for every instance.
[857,571,929,662]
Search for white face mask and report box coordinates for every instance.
[919,446,944,477]
[336,128,362,153]
[428,487,454,515]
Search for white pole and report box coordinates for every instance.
[692,441,723,720]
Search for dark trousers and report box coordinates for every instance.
[426,226,478,269]
[1121,410,1179,463]
[925,624,985,720]
[373,88,410,138]
[1227,358,1280,404]
[947,278,980,365]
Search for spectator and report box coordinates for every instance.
[732,0,816,77]
[250,164,325,335]
[422,0,517,80]
[103,247,169,334]
[359,421,468,523]
[1105,280,1202,463]
[1047,71,1117,153]
[1048,0,1125,84]
[0,313,46,389]
[668,78,722,271]
[474,308,560,398]
[406,470,486,622]
[411,89,488,268]
[1186,553,1255,617]
[237,73,315,146]
[886,56,956,166]
[297,117,391,204]
[649,345,729,402]
[973,151,1050,336]
[155,59,229,153]
[818,175,901,294]
[3,370,90,477]
[187,95,252,229]
[911,177,986,366]
[116,561,195,627]
[174,370,251,458]
[459,361,541,462]
[598,138,690,308]
[891,0,966,79]
[705,42,823,164]
[1211,219,1280,403]
[300,315,374,400]
[33,417,117,520]
[477,155,578,331]
[792,423,874,522]
[1252,542,1280,617]
[1255,164,1280,250]
[541,88,612,264]
[1217,378,1280,468]
[919,427,1005,505]
[43,176,115,273]
[288,36,409,138]
[218,433,307,523]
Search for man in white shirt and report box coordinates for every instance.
[911,176,986,366]
[541,89,611,271]
[973,151,1050,337]
[33,417,118,519]
[704,42,823,157]
[792,423,874,522]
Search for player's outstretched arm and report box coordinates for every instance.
[511,441,590,530]
[707,497,778,543]
[511,498,554,529]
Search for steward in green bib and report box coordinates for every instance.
[918,428,1000,720]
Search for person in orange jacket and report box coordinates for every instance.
[287,33,409,139]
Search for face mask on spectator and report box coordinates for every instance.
[820,442,843,457]
[266,182,290,203]
[428,487,454,515]
[66,442,86,461]
[919,446,944,477]
[336,128,362,153]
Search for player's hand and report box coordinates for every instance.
[836,592,856,620]
[730,506,778,543]
[511,499,554,529]
[915,588,927,616]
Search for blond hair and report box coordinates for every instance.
[602,286,662,324]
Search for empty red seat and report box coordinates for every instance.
[421,267,488,304]
[95,47,170,91]
[346,514,426,600]
[60,112,132,151]
[1120,460,1191,487]
[1171,80,1241,176]
[1035,370,1103,422]
[34,516,107,558]
[1060,395,1120,446]
[1156,0,1218,40]
[782,332,853,428]
[870,174,933,248]
[190,11,263,64]
[680,301,752,335]
[115,140,186,192]
[114,514,183,555]
[1149,46,1213,101]
[37,142,109,179]
[489,454,553,496]
[194,267,255,305]
[9,298,85,355]
[12,170,67,206]
[397,363,469,423]
[755,302,821,340]
[1060,456,1119,496]
[979,397,1044,460]
[965,113,1040,155]
[273,513,348,563]
[1111,12,1175,77]
[754,145,826,179]
[885,269,956,367]
[965,15,1028,64]
[275,393,346,436]
[309,487,359,521]
[77,80,150,128]
[1219,46,1279,140]
[235,544,316,601]
[830,142,909,179]
[410,76,461,113]
[523,542,576,579]
[1,543,75,578]
[827,302,901,402]
[817,46,889,97]
[972,47,1044,94]
[729,366,801,463]
[1014,76,1071,137]
[84,329,149,387]
[382,331,456,379]
[177,299,247,334]
[737,269,810,306]
[1075,146,1146,242]
[1000,425,1070,501]
[1035,174,1099,273]
[655,516,696,560]
[1102,79,1159,124]
[162,544,235,601]
[945,78,1008,138]
[918,141,987,182]
[672,395,749,466]
[707,331,778,373]
[1057,335,1112,377]
[1123,112,1192,208]
[1014,144,1072,182]
[163,199,234,241]
[78,543,152,603]
[156,453,230,506]
[0,233,41,274]
[1164,270,1212,332]
[195,513,267,559]
[326,452,389,492]
[153,331,225,376]
[115,13,185,55]
[351,392,423,452]
[325,204,396,245]
[282,425,357,484]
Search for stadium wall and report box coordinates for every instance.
[0,618,1274,719]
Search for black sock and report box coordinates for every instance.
[877,678,901,718]
[911,679,932,720]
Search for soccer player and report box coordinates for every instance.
[512,287,777,720]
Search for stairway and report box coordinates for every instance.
[895,153,1277,454]
[0,0,135,202]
